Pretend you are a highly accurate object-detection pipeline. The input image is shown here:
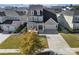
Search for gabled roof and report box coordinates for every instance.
[45,18,57,25]
[43,9,58,23]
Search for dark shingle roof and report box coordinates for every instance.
[43,9,58,23]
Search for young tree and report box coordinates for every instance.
[19,31,43,55]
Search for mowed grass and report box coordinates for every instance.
[39,36,48,48]
[0,34,21,49]
[61,33,79,48]
[0,34,48,49]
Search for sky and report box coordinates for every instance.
[0,0,79,7]
[0,0,78,7]
[0,0,79,4]
[0,4,79,8]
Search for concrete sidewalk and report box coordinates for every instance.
[0,49,19,53]
[71,48,79,52]
[46,34,76,55]
[0,33,11,44]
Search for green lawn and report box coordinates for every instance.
[0,34,48,49]
[39,36,48,48]
[61,33,79,48]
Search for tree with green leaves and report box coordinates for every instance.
[19,31,43,55]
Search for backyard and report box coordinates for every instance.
[61,33,79,48]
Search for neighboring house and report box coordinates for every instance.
[15,7,29,23]
[0,8,27,33]
[57,10,79,32]
[0,11,6,23]
[27,5,58,34]
[0,20,21,33]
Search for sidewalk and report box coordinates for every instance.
[71,48,79,52]
[46,34,76,55]
[0,49,19,53]
[0,33,11,44]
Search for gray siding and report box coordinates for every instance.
[58,14,71,29]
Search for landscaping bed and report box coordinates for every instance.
[61,33,79,48]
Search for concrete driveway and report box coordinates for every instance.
[46,34,76,55]
[0,33,11,44]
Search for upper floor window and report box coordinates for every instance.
[34,16,37,21]
[38,16,43,21]
[75,16,79,20]
[37,10,40,15]
[34,10,37,15]
[40,10,43,15]
[31,10,34,15]
[75,17,77,20]
[32,17,34,21]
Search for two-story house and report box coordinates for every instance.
[27,5,58,34]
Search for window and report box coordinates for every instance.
[34,16,37,21]
[34,10,37,15]
[6,26,9,31]
[75,17,77,20]
[75,16,79,21]
[38,25,43,30]
[32,17,34,21]
[56,25,58,28]
[31,10,34,15]
[38,17,43,21]
[78,17,79,20]
[40,10,43,15]
[37,10,40,15]
[77,17,78,20]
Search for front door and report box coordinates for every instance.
[38,25,44,33]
